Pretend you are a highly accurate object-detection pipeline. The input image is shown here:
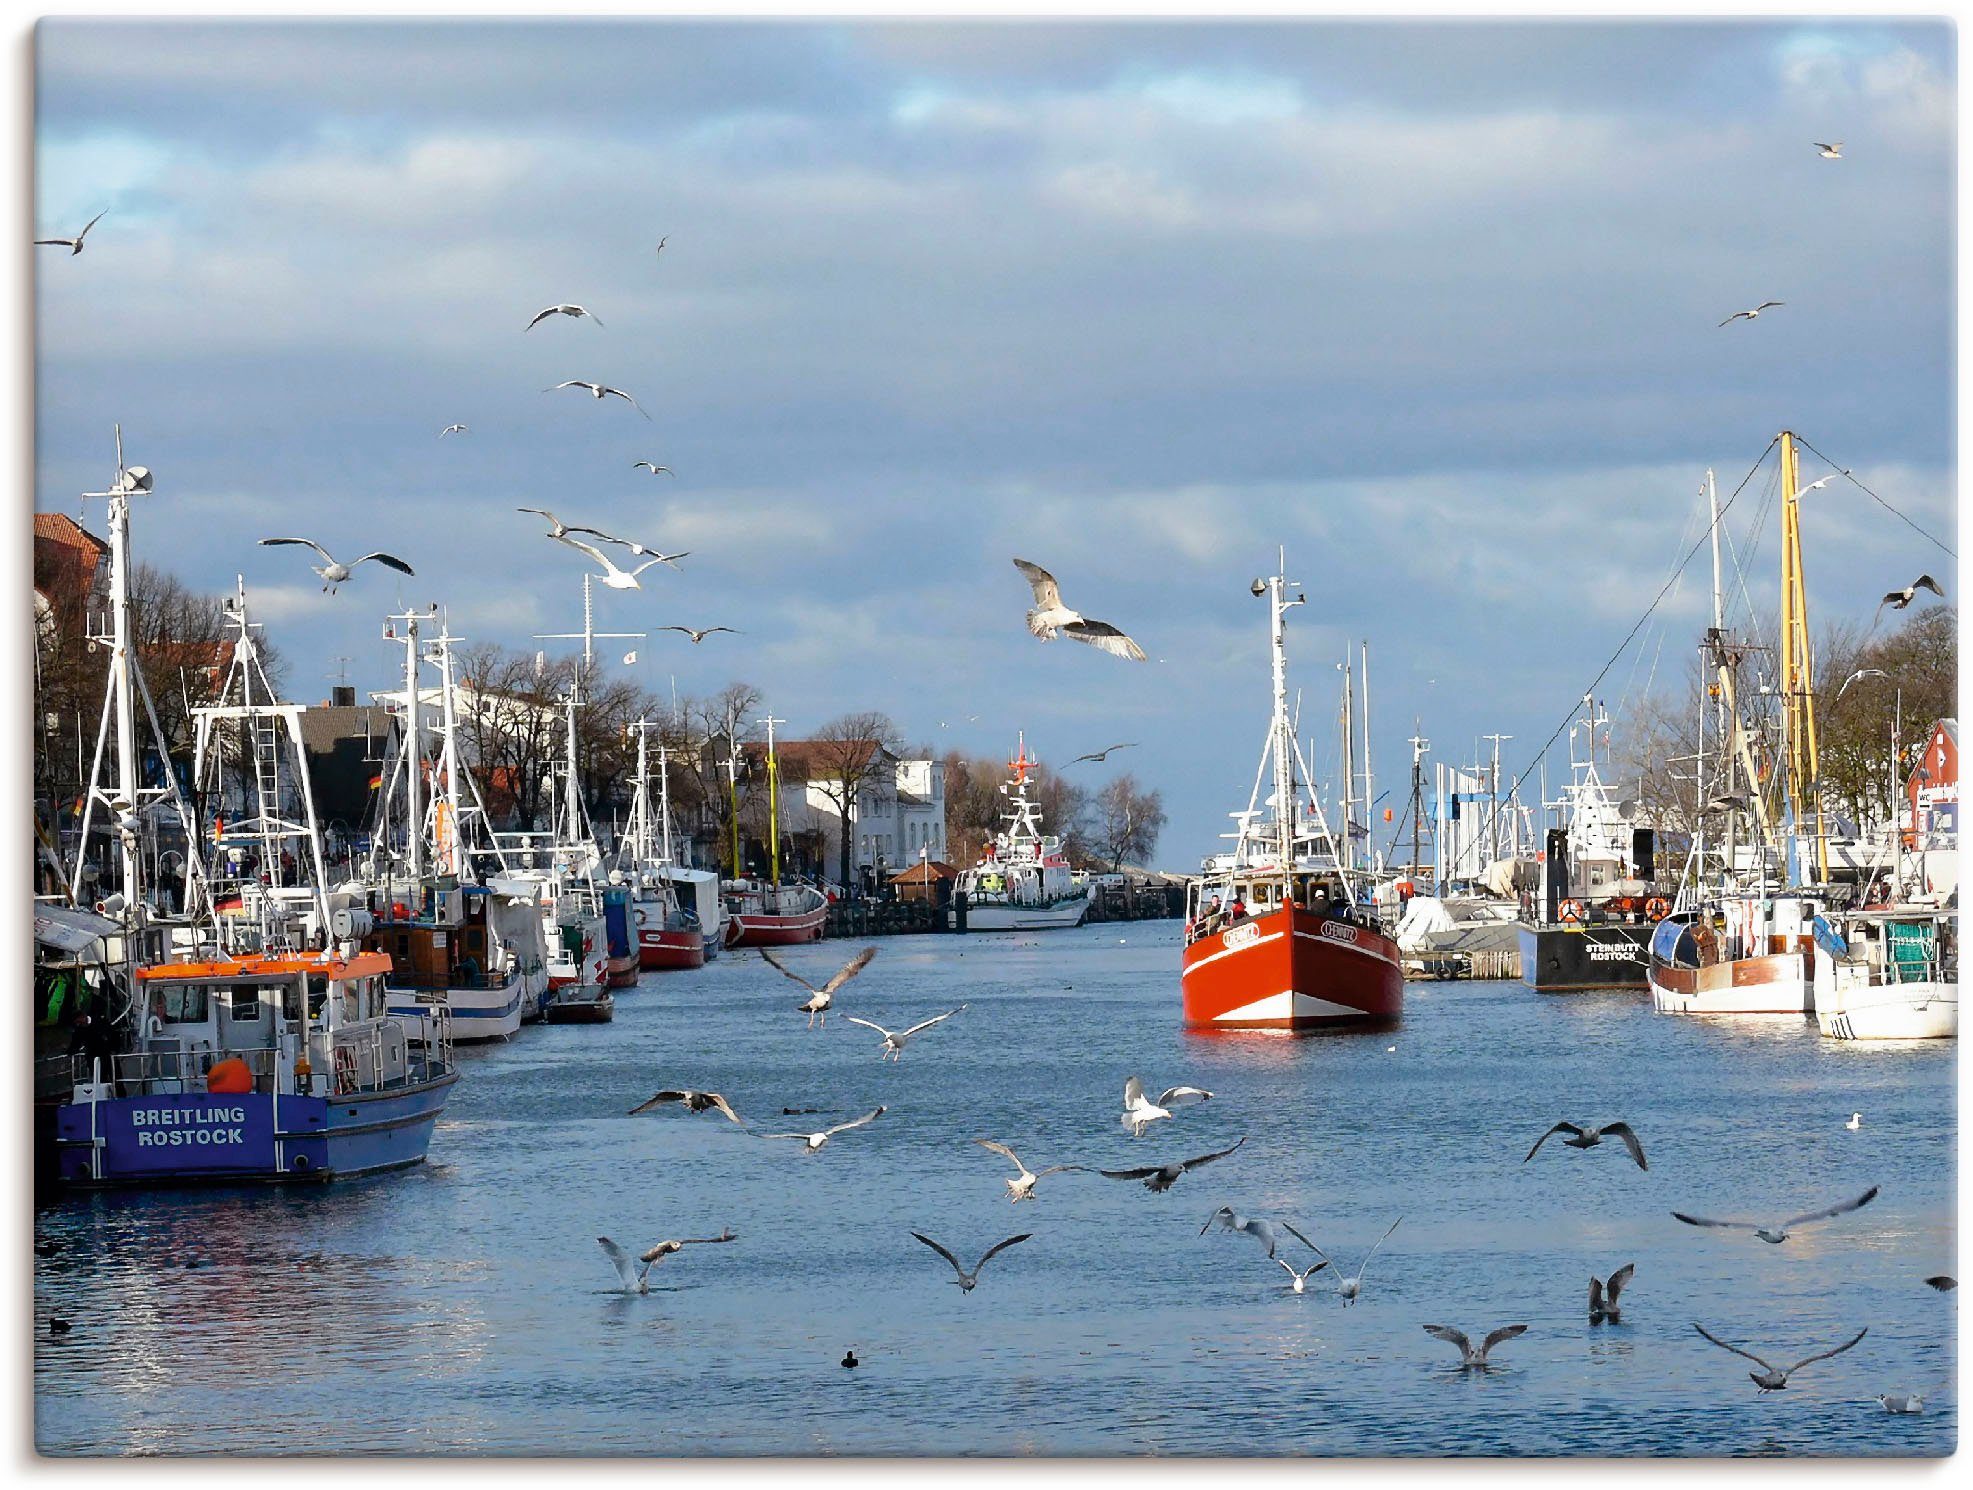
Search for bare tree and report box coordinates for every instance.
[803,711,901,894]
[1088,773,1168,872]
[942,748,1091,868]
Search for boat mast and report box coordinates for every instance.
[395,608,425,880]
[1359,641,1373,873]
[1261,555,1304,882]
[760,713,785,886]
[656,741,676,866]
[1337,652,1354,877]
[1777,430,1827,883]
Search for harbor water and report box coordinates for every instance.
[34,924,1955,1456]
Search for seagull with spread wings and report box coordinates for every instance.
[526,303,604,331]
[35,209,106,256]
[626,1088,744,1123]
[1672,1185,1878,1244]
[1012,558,1147,661]
[1199,1207,1323,1260]
[257,538,414,593]
[439,424,469,438]
[597,1229,737,1293]
[546,530,678,590]
[910,1231,1032,1292]
[632,461,674,477]
[1692,1323,1867,1392]
[545,379,651,419]
[1121,1076,1213,1137]
[1066,743,1137,766]
[1524,1120,1648,1170]
[1590,1263,1636,1324]
[844,1006,966,1061]
[760,945,876,1028]
[1816,141,1844,159]
[973,1139,1083,1202]
[1877,574,1945,621]
[1719,300,1785,326]
[1094,1136,1246,1194]
[1311,1215,1404,1306]
[659,626,738,645]
[1424,1324,1529,1370]
[759,1106,886,1153]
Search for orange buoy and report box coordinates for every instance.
[1645,897,1672,922]
[206,1057,253,1094]
[1558,898,1587,926]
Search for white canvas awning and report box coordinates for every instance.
[34,904,120,955]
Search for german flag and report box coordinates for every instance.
[367,774,383,791]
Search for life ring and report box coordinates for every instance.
[1644,897,1672,922]
[1558,898,1586,926]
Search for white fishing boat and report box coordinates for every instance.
[955,737,1089,932]
[1812,908,1958,1040]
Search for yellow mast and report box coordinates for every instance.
[1777,431,1828,881]
[761,714,784,886]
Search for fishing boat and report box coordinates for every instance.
[50,435,456,1186]
[954,737,1090,931]
[721,716,827,946]
[1181,557,1402,1030]
[543,983,615,1023]
[1516,696,1668,993]
[1649,436,1843,1018]
[613,723,708,969]
[1811,907,1957,1040]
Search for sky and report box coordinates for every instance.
[32,19,1957,871]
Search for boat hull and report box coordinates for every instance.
[637,925,706,969]
[543,992,615,1024]
[964,894,1089,932]
[725,908,826,947]
[54,1070,458,1188]
[1517,923,1652,991]
[1648,953,1810,1016]
[604,953,639,989]
[387,970,524,1043]
[1182,906,1402,1029]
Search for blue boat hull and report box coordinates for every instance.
[55,1069,458,1188]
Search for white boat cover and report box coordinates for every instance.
[1395,895,1458,952]
[34,903,120,954]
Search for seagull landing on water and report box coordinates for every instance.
[1324,1215,1403,1306]
[760,945,876,1028]
[760,1106,885,1153]
[1424,1324,1529,1370]
[1095,1137,1246,1194]
[844,1007,966,1061]
[659,626,739,645]
[1066,743,1137,766]
[1121,1076,1212,1137]
[1524,1121,1648,1170]
[1816,141,1844,159]
[974,1139,1083,1202]
[597,1229,737,1293]
[439,424,469,438]
[35,210,106,256]
[1200,1208,1322,1261]
[545,379,652,419]
[1277,1256,1332,1293]
[525,304,604,331]
[1719,300,1785,326]
[1693,1323,1867,1392]
[627,1088,744,1123]
[1590,1263,1636,1324]
[910,1231,1032,1292]
[257,538,414,593]
[1012,559,1147,661]
[1673,1185,1878,1244]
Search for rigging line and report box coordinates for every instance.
[1469,436,1781,857]
[1792,431,1957,559]
[1615,491,1704,723]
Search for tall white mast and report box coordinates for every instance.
[1263,555,1303,876]
[1359,640,1373,871]
[1338,652,1355,875]
[400,609,425,879]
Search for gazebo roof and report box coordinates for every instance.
[889,859,958,883]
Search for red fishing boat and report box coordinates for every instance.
[1181,557,1403,1031]
[616,724,708,971]
[719,716,826,947]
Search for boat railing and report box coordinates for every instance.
[107,1043,279,1096]
[327,1021,416,1092]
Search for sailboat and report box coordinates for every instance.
[612,722,708,970]
[51,434,457,1187]
[1180,556,1403,1030]
[722,716,827,947]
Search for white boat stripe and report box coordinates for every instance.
[1180,931,1287,977]
[1291,928,1402,971]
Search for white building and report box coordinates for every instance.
[769,742,945,887]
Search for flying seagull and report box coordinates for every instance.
[1424,1324,1529,1370]
[546,530,677,590]
[627,1088,744,1123]
[760,1106,886,1152]
[1066,743,1137,766]
[597,1229,737,1293]
[655,236,668,256]
[658,626,738,645]
[844,1006,967,1062]
[439,424,469,438]
[1924,1276,1956,1291]
[1719,300,1785,326]
[1590,1263,1636,1324]
[760,945,876,1028]
[1878,574,1945,618]
[632,461,674,477]
[1199,1207,1319,1260]
[1692,1323,1867,1392]
[257,538,413,593]
[1672,1185,1879,1244]
[1816,141,1844,159]
[1276,1256,1332,1294]
[545,380,651,419]
[1837,668,1888,700]
[35,209,106,256]
[1012,558,1147,661]
[1524,1121,1648,1170]
[973,1139,1083,1203]
[1320,1216,1403,1306]
[910,1231,1032,1293]
[525,303,604,331]
[1095,1136,1246,1194]
[1121,1076,1213,1137]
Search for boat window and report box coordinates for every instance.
[283,979,302,1020]
[228,985,262,1021]
[306,974,328,1018]
[160,983,209,1023]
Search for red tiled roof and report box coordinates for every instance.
[33,512,107,607]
